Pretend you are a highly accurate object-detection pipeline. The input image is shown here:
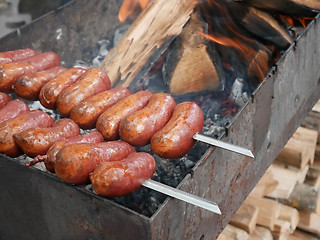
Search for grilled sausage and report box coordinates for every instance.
[0,99,30,124]
[90,152,156,197]
[0,92,11,109]
[28,130,104,173]
[69,87,131,129]
[55,141,136,184]
[0,48,37,64]
[13,118,80,157]
[150,102,204,159]
[13,66,66,100]
[96,91,153,140]
[119,93,176,146]
[0,110,54,157]
[56,68,111,116]
[0,52,61,92]
[39,67,86,109]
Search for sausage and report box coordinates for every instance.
[0,99,30,124]
[69,87,131,129]
[0,110,54,157]
[56,68,111,116]
[90,152,156,197]
[0,92,11,109]
[0,52,61,92]
[13,66,66,100]
[13,118,80,157]
[39,67,86,109]
[119,93,176,146]
[28,130,104,173]
[0,48,37,64]
[96,91,153,140]
[150,102,204,159]
[55,141,136,184]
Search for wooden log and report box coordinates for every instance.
[248,226,273,240]
[163,10,224,95]
[298,211,320,235]
[272,219,291,240]
[290,229,319,240]
[250,165,278,197]
[244,195,280,231]
[278,204,300,233]
[240,0,320,17]
[100,0,197,88]
[218,224,249,240]
[227,3,293,49]
[229,203,259,234]
[279,183,320,213]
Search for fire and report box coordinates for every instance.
[118,0,150,22]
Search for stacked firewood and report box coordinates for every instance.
[218,99,320,240]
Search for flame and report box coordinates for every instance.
[118,0,150,23]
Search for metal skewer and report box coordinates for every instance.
[142,179,221,215]
[193,133,254,158]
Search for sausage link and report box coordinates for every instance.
[0,92,11,109]
[0,99,30,124]
[55,141,136,184]
[150,102,204,159]
[56,68,111,116]
[90,152,156,197]
[96,91,153,140]
[13,118,80,157]
[69,87,131,129]
[0,110,54,157]
[0,52,61,92]
[119,93,176,146]
[13,66,66,100]
[39,67,86,109]
[29,130,104,173]
[0,48,37,64]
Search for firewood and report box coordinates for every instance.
[218,224,249,240]
[244,195,280,231]
[240,0,320,17]
[290,229,319,240]
[229,203,259,234]
[272,219,291,240]
[227,3,293,49]
[250,166,278,197]
[278,204,300,233]
[163,10,224,95]
[100,0,197,87]
[279,183,320,214]
[298,211,320,235]
[248,226,273,240]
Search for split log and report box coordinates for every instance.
[279,183,320,213]
[229,203,259,234]
[278,204,299,233]
[227,3,293,49]
[218,224,249,240]
[100,0,197,88]
[290,229,320,240]
[248,226,273,240]
[250,166,278,198]
[239,0,320,17]
[244,195,280,231]
[272,219,291,240]
[298,211,320,235]
[163,10,224,95]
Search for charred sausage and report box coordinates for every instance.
[13,118,80,157]
[69,87,131,129]
[96,91,153,140]
[0,99,30,124]
[0,52,61,92]
[39,67,86,109]
[119,93,176,146]
[0,110,54,157]
[55,141,136,184]
[90,152,156,197]
[56,68,111,116]
[0,48,37,64]
[0,92,11,109]
[150,102,204,159]
[28,130,104,173]
[13,66,66,100]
